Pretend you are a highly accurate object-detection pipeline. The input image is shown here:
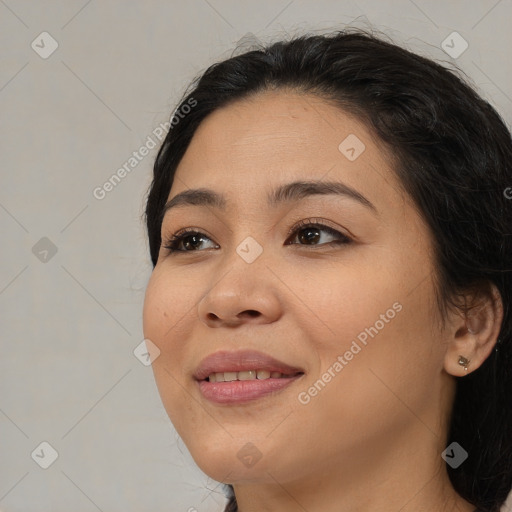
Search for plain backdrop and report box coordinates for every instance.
[1,1,511,511]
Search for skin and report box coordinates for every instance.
[142,89,503,512]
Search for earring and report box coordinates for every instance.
[458,355,470,371]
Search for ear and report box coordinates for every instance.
[443,282,504,377]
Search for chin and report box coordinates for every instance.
[185,434,273,482]
[194,450,263,483]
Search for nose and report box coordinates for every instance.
[197,265,282,328]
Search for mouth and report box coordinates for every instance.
[193,349,305,381]
[193,349,305,404]
[203,369,304,382]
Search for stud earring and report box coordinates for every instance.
[458,355,470,371]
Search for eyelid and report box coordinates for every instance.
[285,217,351,240]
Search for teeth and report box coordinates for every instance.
[238,370,257,380]
[208,370,289,382]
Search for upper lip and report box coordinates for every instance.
[193,349,305,381]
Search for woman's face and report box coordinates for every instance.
[142,90,454,487]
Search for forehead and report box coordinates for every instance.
[171,89,406,212]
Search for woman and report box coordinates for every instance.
[142,28,512,512]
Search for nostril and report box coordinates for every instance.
[244,310,260,318]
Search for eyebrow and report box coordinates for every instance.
[161,180,378,221]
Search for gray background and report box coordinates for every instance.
[1,1,511,511]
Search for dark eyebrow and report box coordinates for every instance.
[161,180,378,221]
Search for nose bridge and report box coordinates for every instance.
[197,234,281,326]
[211,233,269,301]
[235,233,266,265]
[216,210,270,272]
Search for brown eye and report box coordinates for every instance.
[163,229,218,253]
[296,226,322,244]
[286,221,351,247]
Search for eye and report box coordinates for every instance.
[162,228,218,253]
[285,218,351,247]
[161,218,351,254]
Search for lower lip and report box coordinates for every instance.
[197,374,304,404]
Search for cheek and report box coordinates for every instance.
[142,266,200,342]
[283,256,396,348]
[291,307,437,467]
[142,276,163,341]
[142,269,199,418]
[296,252,441,413]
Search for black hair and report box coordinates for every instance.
[143,27,512,512]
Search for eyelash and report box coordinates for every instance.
[162,218,352,254]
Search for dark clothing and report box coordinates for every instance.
[224,499,486,511]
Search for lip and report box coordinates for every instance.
[197,374,304,404]
[193,349,305,405]
[193,349,304,381]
